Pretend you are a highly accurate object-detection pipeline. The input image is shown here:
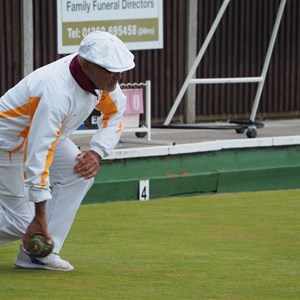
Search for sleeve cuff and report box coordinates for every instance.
[28,187,52,203]
[90,146,106,159]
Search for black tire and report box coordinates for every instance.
[135,125,148,138]
[246,129,257,138]
[236,128,246,134]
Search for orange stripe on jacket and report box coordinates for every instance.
[0,103,29,118]
[8,127,30,157]
[0,97,40,119]
[40,129,61,188]
[22,97,48,179]
[28,97,40,121]
[23,133,29,180]
[95,92,118,128]
[117,122,123,132]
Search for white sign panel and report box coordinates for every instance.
[139,180,149,201]
[57,0,163,53]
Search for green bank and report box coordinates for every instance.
[84,145,300,203]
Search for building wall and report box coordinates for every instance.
[195,0,300,121]
[0,0,22,93]
[1,0,299,123]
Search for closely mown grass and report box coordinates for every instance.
[1,189,299,299]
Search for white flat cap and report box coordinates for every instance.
[79,31,135,73]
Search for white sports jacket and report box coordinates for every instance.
[0,54,126,202]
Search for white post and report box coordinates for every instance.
[145,80,151,141]
[185,0,198,123]
[22,0,34,77]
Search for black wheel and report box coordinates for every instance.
[236,128,246,134]
[135,125,148,138]
[246,129,257,138]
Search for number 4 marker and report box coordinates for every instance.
[139,180,149,201]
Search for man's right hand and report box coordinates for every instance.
[23,201,53,251]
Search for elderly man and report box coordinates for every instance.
[0,31,134,271]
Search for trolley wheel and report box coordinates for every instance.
[135,125,148,138]
[246,128,257,138]
[235,128,246,134]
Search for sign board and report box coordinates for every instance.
[122,88,144,128]
[122,88,144,115]
[57,0,163,53]
[139,180,149,200]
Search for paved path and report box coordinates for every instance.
[71,119,300,153]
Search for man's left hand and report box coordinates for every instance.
[74,150,101,179]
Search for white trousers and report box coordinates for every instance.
[0,138,94,253]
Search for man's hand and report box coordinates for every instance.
[74,150,101,179]
[23,201,52,251]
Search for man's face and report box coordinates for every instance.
[85,61,122,92]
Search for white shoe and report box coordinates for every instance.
[14,246,74,271]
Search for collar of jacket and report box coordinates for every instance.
[69,54,98,97]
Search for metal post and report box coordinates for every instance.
[190,77,263,84]
[145,80,151,141]
[164,0,231,126]
[249,0,286,121]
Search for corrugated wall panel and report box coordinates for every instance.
[31,0,187,123]
[122,0,187,122]
[33,0,63,68]
[195,0,300,121]
[2,1,299,123]
[0,0,22,95]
